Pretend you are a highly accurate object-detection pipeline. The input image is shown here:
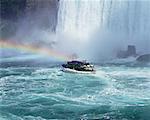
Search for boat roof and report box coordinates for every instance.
[67,60,90,65]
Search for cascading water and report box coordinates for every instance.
[57,0,150,53]
[57,0,103,40]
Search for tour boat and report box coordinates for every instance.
[62,60,96,74]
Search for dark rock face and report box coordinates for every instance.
[117,45,137,58]
[0,0,59,22]
[0,0,59,39]
[136,54,150,62]
[0,0,26,21]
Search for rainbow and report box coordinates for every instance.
[0,40,71,61]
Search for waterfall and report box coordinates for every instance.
[57,0,150,53]
[57,0,103,40]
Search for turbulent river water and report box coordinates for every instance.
[0,61,150,120]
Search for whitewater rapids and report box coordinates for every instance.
[0,61,150,119]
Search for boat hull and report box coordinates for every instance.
[62,68,96,74]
